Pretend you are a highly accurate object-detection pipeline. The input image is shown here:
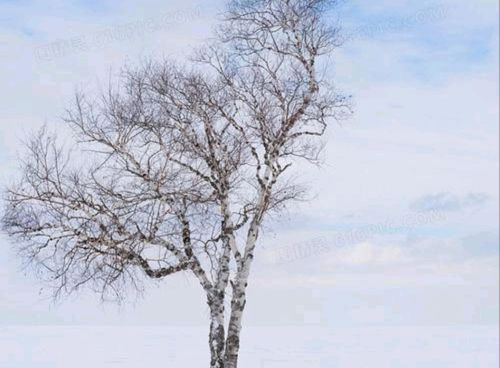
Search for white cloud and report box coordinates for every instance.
[327,242,405,266]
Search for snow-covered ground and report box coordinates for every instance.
[1,325,498,367]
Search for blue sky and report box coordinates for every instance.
[0,0,498,338]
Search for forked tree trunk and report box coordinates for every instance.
[206,275,249,368]
[207,253,254,367]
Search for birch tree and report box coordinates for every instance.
[1,1,350,367]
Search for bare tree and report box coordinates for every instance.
[2,1,351,367]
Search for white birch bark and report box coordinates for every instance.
[224,162,273,367]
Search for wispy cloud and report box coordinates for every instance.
[33,5,204,61]
[410,192,491,213]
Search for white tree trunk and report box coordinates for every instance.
[224,224,259,368]
[224,281,247,368]
[208,295,226,368]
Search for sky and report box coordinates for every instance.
[0,0,498,365]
